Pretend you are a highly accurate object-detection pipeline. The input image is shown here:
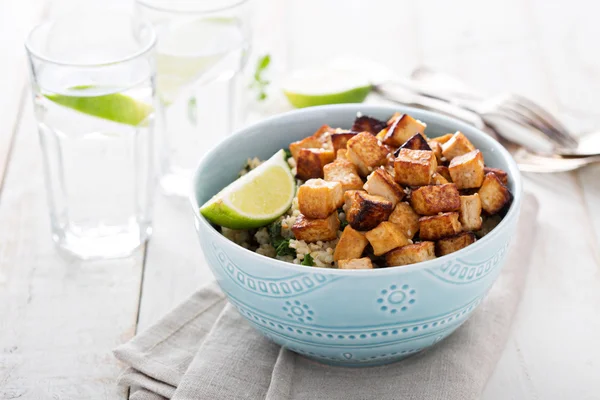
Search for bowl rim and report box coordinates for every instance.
[190,104,523,275]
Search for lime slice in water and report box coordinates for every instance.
[45,86,152,126]
[200,149,295,229]
[282,68,372,108]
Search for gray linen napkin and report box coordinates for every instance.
[115,194,538,400]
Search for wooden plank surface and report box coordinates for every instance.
[1,0,600,399]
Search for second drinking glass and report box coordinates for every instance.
[136,0,253,197]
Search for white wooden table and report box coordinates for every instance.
[1,0,599,399]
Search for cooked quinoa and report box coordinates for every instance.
[217,112,512,269]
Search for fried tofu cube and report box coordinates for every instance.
[441,131,476,161]
[400,133,432,151]
[430,133,454,145]
[394,149,438,186]
[383,114,427,147]
[364,168,405,207]
[331,132,357,152]
[431,172,449,185]
[323,159,363,192]
[478,173,512,214]
[386,242,436,266]
[419,212,462,241]
[346,132,389,176]
[459,194,482,231]
[410,183,460,215]
[298,179,344,219]
[352,115,387,134]
[345,190,393,231]
[336,149,348,160]
[334,226,369,261]
[338,257,373,270]
[365,221,410,256]
[435,232,476,256]
[289,125,334,160]
[484,167,509,186]
[436,166,452,182]
[389,202,420,239]
[428,140,443,161]
[449,149,485,189]
[296,148,335,181]
[376,128,387,141]
[291,213,340,242]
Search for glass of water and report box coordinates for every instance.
[25,12,157,259]
[136,0,252,197]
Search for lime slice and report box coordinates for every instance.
[282,68,371,108]
[45,86,152,126]
[200,149,295,229]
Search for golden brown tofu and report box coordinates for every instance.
[459,194,483,231]
[441,131,476,161]
[346,132,389,177]
[388,202,420,239]
[375,128,387,141]
[435,232,476,256]
[338,257,373,270]
[383,114,427,147]
[345,190,394,231]
[363,168,405,207]
[436,166,452,182]
[333,226,369,261]
[296,148,335,181]
[429,133,454,145]
[289,125,334,160]
[478,173,512,214]
[431,172,449,185]
[352,115,387,134]
[291,213,340,242]
[386,242,436,266]
[449,149,485,189]
[484,167,509,186]
[428,140,443,161]
[419,212,462,241]
[409,183,460,215]
[365,221,410,256]
[331,132,357,152]
[394,149,438,186]
[336,149,348,160]
[399,133,431,151]
[323,159,364,192]
[298,179,344,219]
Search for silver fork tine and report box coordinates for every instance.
[497,100,568,146]
[503,94,578,148]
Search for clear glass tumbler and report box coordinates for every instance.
[136,0,253,197]
[25,12,157,259]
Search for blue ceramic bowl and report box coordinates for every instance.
[190,104,522,367]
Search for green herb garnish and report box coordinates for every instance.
[284,148,292,159]
[340,219,349,230]
[301,254,314,266]
[249,54,271,101]
[268,221,297,257]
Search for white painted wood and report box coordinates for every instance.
[2,0,600,399]
[0,100,145,399]
[0,0,45,187]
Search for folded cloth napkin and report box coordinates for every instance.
[114,194,538,400]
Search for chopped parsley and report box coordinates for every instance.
[268,221,296,257]
[301,254,314,266]
[284,148,292,159]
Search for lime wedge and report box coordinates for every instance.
[200,149,295,229]
[282,68,371,108]
[45,86,152,126]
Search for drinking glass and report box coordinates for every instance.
[135,0,253,197]
[25,12,157,259]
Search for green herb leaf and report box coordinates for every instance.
[284,148,292,159]
[340,219,349,230]
[250,54,271,101]
[301,254,314,266]
[275,238,296,257]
